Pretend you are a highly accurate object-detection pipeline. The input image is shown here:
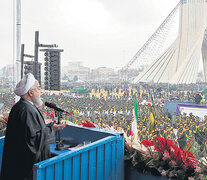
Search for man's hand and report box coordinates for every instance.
[52,123,66,131]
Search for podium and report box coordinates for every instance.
[0,124,124,180]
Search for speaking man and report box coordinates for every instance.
[0,73,66,180]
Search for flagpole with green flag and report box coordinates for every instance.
[130,97,139,138]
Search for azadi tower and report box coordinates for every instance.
[133,0,207,84]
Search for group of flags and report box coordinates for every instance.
[130,96,156,139]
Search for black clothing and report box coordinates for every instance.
[0,130,4,137]
[0,98,54,180]
[195,94,202,104]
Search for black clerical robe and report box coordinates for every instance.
[0,98,54,180]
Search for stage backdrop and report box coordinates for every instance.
[176,104,207,120]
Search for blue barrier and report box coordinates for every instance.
[0,125,124,180]
[0,137,4,172]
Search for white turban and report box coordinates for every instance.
[14,73,37,96]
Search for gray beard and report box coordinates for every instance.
[34,97,43,107]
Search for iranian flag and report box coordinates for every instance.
[130,97,138,137]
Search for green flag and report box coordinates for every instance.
[134,97,138,124]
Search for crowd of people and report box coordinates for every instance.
[0,84,207,157]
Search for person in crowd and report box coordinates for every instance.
[0,73,66,180]
[0,119,7,137]
[195,93,202,104]
[1,81,207,153]
[171,112,177,128]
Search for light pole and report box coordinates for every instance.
[14,0,21,102]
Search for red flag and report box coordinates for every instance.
[65,112,72,117]
[85,120,95,127]
[80,120,95,127]
[45,111,49,116]
[129,128,133,136]
[49,110,54,118]
[3,117,8,123]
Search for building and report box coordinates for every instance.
[90,67,116,82]
[62,62,90,82]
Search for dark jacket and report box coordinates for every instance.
[0,98,54,180]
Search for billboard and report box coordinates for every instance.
[176,104,207,120]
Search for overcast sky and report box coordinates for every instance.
[1,0,180,69]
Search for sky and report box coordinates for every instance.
[1,0,180,70]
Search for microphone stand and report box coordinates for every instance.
[55,110,70,151]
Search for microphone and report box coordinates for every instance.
[45,102,68,112]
